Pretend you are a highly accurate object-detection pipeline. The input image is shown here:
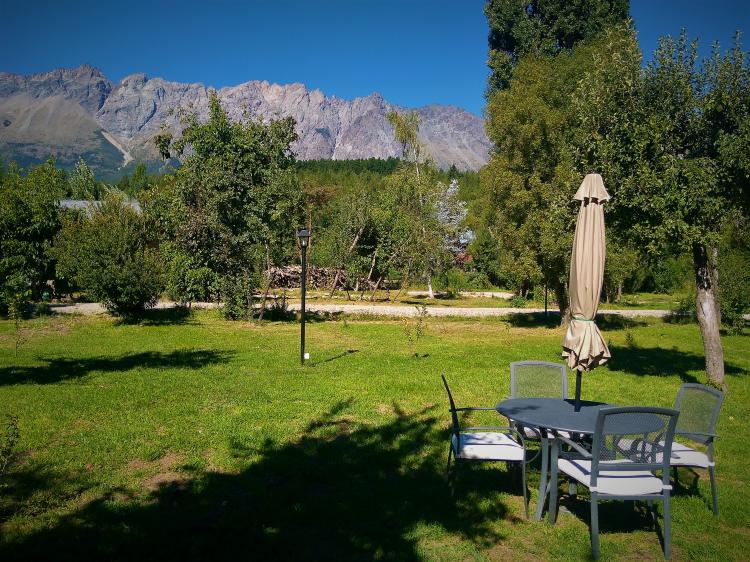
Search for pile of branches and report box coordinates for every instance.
[266,265,378,292]
[267,265,340,289]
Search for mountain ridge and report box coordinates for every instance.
[0,65,491,177]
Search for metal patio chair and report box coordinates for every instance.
[548,406,679,559]
[441,374,528,518]
[509,361,569,441]
[670,383,725,514]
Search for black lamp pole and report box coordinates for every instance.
[297,228,310,365]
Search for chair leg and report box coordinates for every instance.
[568,479,577,497]
[521,460,528,519]
[672,466,678,490]
[709,466,719,516]
[663,494,672,560]
[590,493,600,559]
[647,500,657,528]
[446,444,453,478]
[548,440,559,524]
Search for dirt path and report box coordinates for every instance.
[49,301,692,319]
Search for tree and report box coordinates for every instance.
[0,159,65,313]
[147,91,303,316]
[53,194,163,318]
[572,30,750,387]
[484,0,629,95]
[477,29,634,320]
[68,157,101,200]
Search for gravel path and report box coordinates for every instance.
[49,301,692,319]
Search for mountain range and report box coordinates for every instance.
[0,65,491,179]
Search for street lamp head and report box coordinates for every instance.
[297,227,310,247]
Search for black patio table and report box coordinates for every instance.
[496,397,609,521]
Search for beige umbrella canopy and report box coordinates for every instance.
[562,173,612,411]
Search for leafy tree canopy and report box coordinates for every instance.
[485,0,629,94]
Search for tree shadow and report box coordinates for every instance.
[0,350,233,386]
[123,306,197,326]
[0,400,521,561]
[504,312,648,330]
[607,344,745,382]
[309,349,359,366]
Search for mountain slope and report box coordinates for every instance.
[0,65,491,177]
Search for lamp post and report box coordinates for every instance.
[297,228,310,365]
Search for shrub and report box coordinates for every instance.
[53,194,163,318]
[719,250,750,334]
[510,294,527,308]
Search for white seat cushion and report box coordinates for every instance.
[558,458,664,496]
[452,432,525,462]
[669,441,711,469]
[519,426,570,440]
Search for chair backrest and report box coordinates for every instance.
[510,361,568,399]
[441,375,461,440]
[674,383,725,443]
[590,406,679,492]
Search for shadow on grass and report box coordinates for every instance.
[125,306,197,326]
[0,349,233,386]
[504,312,648,330]
[607,344,745,382]
[0,401,520,561]
[309,349,359,366]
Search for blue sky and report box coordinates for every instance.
[1,1,748,116]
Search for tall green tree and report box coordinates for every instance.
[573,31,750,387]
[53,194,163,318]
[477,27,635,319]
[148,91,303,316]
[484,0,629,95]
[0,159,65,312]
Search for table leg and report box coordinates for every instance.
[534,434,549,521]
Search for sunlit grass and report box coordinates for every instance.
[0,311,747,560]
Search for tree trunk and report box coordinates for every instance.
[693,244,726,389]
[329,226,364,298]
[711,246,722,326]
[427,273,434,299]
[554,281,570,327]
[616,282,623,303]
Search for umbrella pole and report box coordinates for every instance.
[574,372,582,412]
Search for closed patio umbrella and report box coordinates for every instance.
[562,174,612,411]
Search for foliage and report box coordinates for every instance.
[0,159,65,313]
[484,0,629,94]
[67,157,103,200]
[603,238,640,302]
[116,163,152,196]
[573,29,750,385]
[146,92,303,314]
[718,249,750,333]
[401,304,428,356]
[53,194,163,317]
[477,29,635,313]
[0,414,19,477]
[510,294,527,308]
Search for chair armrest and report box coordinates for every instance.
[676,431,718,439]
[556,434,593,459]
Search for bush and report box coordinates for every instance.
[719,250,750,334]
[510,294,527,308]
[53,195,163,318]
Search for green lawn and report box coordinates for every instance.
[0,311,748,560]
[283,289,684,311]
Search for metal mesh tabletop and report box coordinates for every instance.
[496,398,609,435]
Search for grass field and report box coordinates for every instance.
[281,290,684,311]
[0,310,748,560]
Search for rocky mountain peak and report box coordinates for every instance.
[0,65,491,175]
